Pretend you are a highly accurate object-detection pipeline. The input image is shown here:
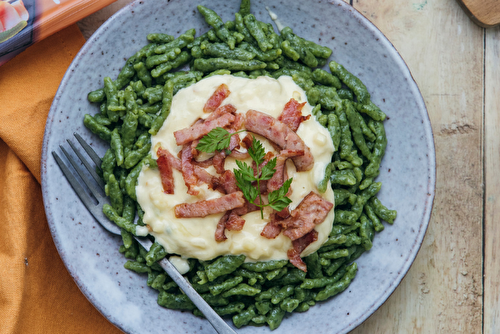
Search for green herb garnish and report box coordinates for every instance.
[196,127,245,153]
[197,127,292,219]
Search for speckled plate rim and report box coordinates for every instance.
[41,1,436,333]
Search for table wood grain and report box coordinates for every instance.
[78,0,499,332]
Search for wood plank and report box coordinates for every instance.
[483,25,500,334]
[77,0,135,40]
[456,0,500,28]
[349,0,484,332]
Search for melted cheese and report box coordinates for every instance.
[136,75,335,262]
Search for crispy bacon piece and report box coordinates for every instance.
[203,83,230,113]
[213,152,226,174]
[278,98,310,132]
[205,104,237,122]
[245,110,314,171]
[156,147,175,194]
[215,210,245,242]
[160,148,221,191]
[190,139,200,157]
[229,150,250,159]
[225,211,245,231]
[261,213,283,239]
[181,145,199,196]
[241,133,253,149]
[174,192,245,218]
[192,157,214,168]
[276,207,290,219]
[174,113,235,146]
[287,230,318,272]
[229,113,245,145]
[215,211,230,242]
[160,148,182,169]
[281,192,333,241]
[267,149,304,192]
[221,170,239,194]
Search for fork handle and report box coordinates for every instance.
[135,237,237,334]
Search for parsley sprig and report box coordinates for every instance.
[197,127,293,219]
[196,127,245,154]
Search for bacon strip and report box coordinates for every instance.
[156,147,175,194]
[205,104,237,122]
[229,150,250,159]
[261,213,283,239]
[281,192,333,241]
[203,83,230,113]
[225,211,245,231]
[160,148,221,191]
[241,133,253,149]
[192,157,214,168]
[267,149,304,193]
[245,109,314,171]
[287,230,318,272]
[181,145,199,196]
[160,148,182,170]
[278,98,310,132]
[212,152,226,174]
[174,192,245,218]
[215,211,230,242]
[174,113,235,146]
[221,170,239,194]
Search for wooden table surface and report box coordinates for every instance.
[77,0,499,332]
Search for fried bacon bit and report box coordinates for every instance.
[174,113,235,146]
[245,109,314,171]
[159,148,181,169]
[281,192,333,241]
[225,211,245,231]
[221,170,239,194]
[278,98,310,132]
[181,144,199,196]
[192,156,214,168]
[156,147,175,194]
[205,104,237,122]
[230,113,245,143]
[213,152,226,174]
[159,148,222,191]
[261,213,283,239]
[215,211,230,242]
[203,83,230,113]
[229,150,250,159]
[215,210,245,242]
[276,207,290,219]
[287,230,318,272]
[241,133,253,149]
[267,149,304,192]
[175,191,245,218]
[261,207,291,239]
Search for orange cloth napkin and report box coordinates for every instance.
[0,25,121,334]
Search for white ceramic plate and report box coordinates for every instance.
[41,0,435,333]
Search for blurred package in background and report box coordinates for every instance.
[0,0,115,65]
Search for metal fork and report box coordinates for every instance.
[52,133,236,334]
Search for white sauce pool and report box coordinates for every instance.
[136,75,335,262]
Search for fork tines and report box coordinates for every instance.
[52,133,117,233]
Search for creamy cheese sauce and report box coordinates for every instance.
[136,75,335,262]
